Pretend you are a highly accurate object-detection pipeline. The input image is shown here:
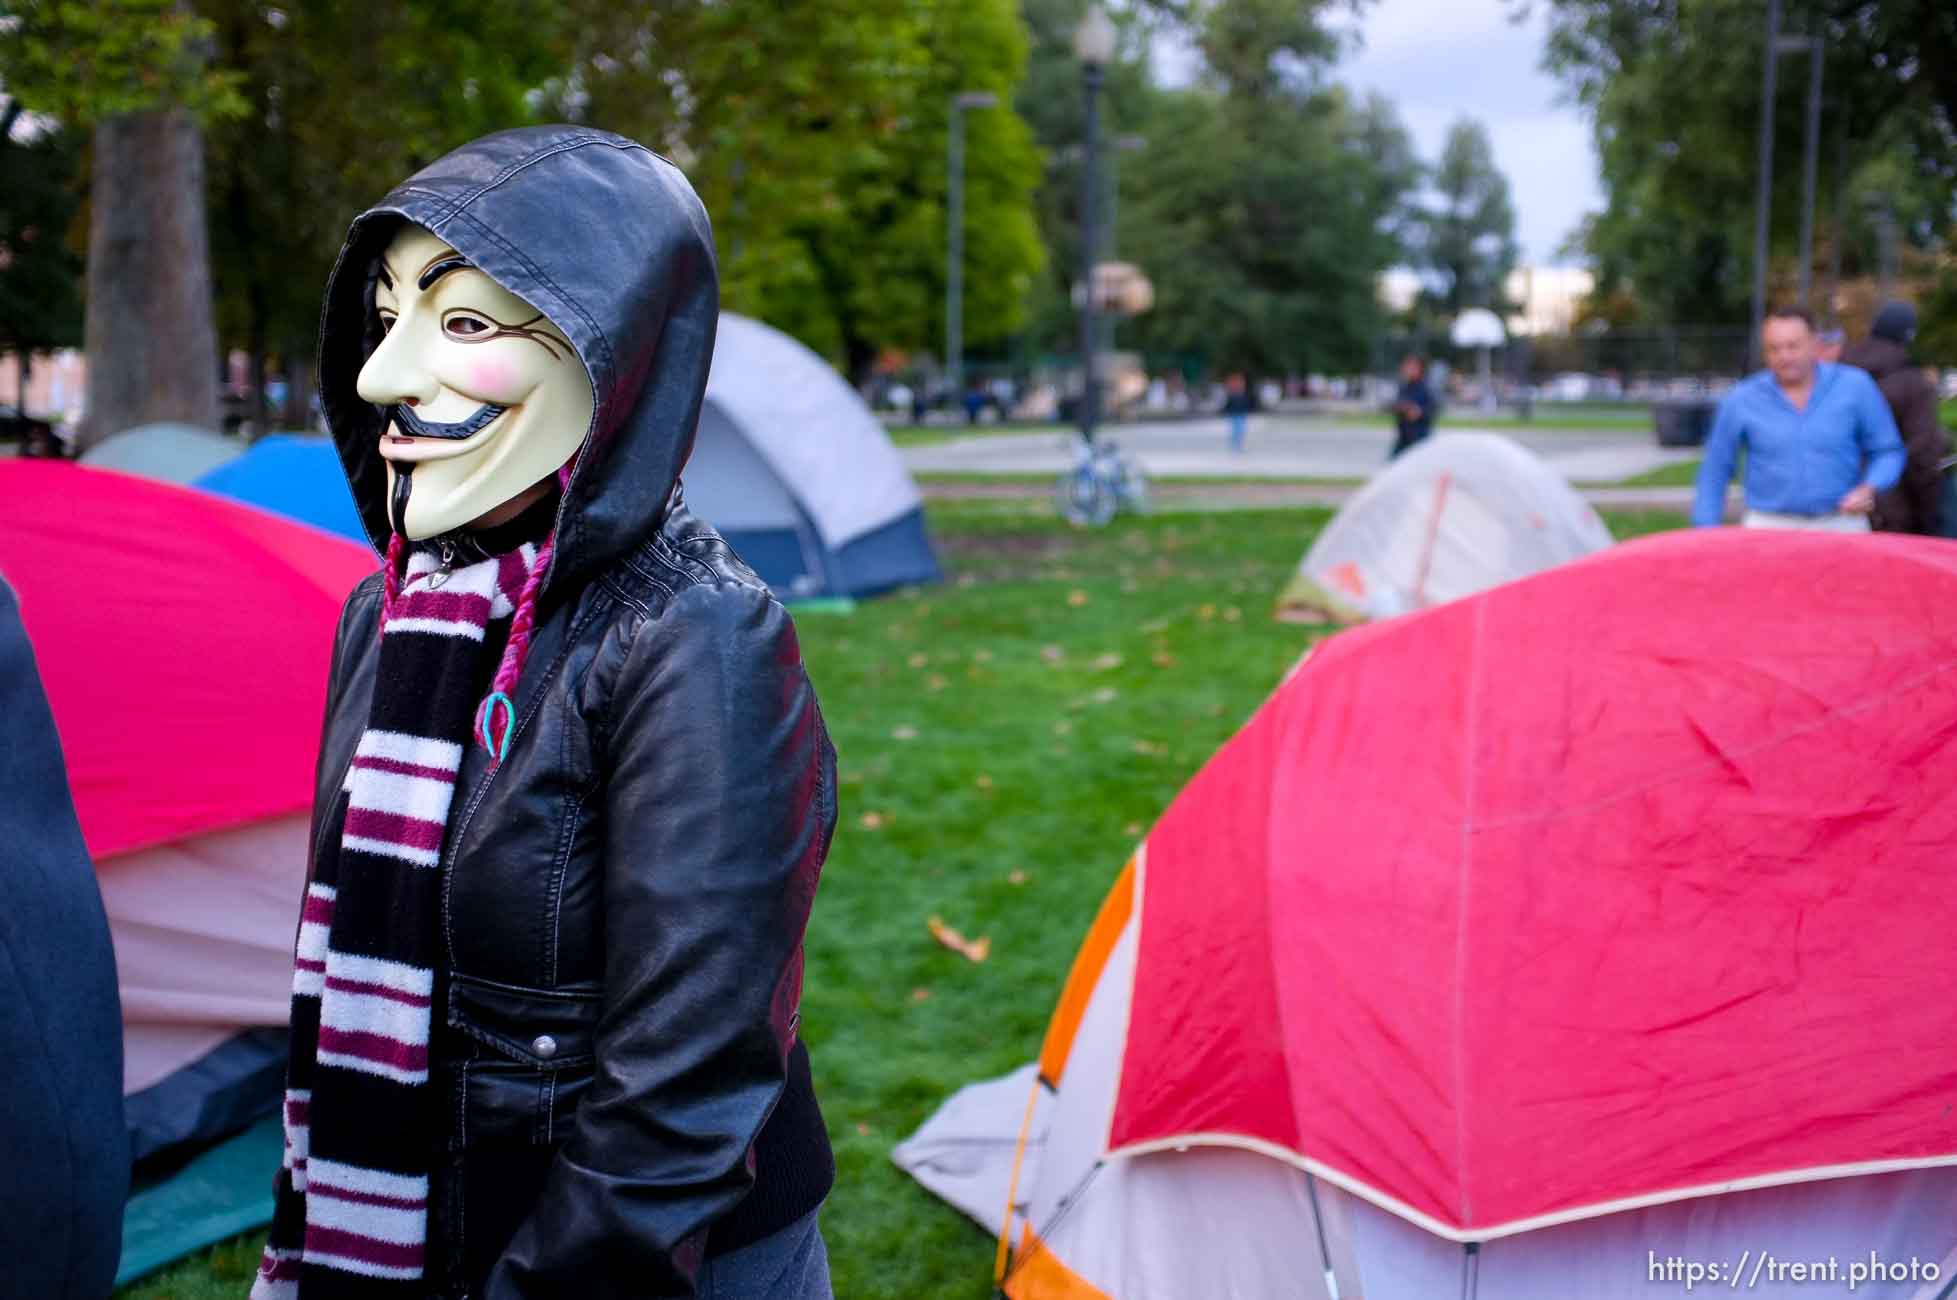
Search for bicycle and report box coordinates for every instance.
[1055,434,1149,527]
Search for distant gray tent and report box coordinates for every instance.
[683,313,940,598]
[81,424,243,485]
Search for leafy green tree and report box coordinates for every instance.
[1535,0,1957,325]
[1417,118,1517,319]
[0,113,85,367]
[2,0,245,446]
[202,0,567,428]
[531,0,1043,377]
[1016,0,1415,376]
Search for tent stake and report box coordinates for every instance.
[1305,1172,1339,1300]
[1461,1241,1481,1300]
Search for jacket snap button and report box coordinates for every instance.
[531,1034,558,1060]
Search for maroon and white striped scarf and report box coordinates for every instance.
[254,538,543,1298]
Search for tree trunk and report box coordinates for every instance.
[77,109,221,450]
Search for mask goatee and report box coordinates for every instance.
[389,463,414,537]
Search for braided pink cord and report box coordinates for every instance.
[380,532,406,623]
[473,531,555,760]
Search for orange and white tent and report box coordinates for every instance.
[1276,432,1611,623]
[900,529,1957,1298]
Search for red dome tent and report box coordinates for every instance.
[899,528,1957,1298]
[0,461,374,1162]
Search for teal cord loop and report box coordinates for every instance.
[479,691,516,764]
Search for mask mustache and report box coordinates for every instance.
[390,401,507,441]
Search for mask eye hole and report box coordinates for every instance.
[377,310,397,335]
[443,311,494,340]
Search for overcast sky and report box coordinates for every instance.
[1154,0,1604,266]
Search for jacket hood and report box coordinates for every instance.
[1840,335,1909,381]
[318,126,719,597]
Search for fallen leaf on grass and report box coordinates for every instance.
[1132,740,1167,757]
[908,652,929,669]
[1124,822,1144,837]
[973,648,994,663]
[1007,869,1029,886]
[1223,606,1243,623]
[856,1122,872,1137]
[1090,687,1119,704]
[1067,589,1090,607]
[1041,644,1066,664]
[859,811,887,831]
[927,674,948,691]
[1197,603,1217,621]
[1152,652,1178,668]
[1053,720,1074,736]
[928,915,991,963]
[975,774,995,790]
[956,574,978,588]
[891,725,919,741]
[911,987,932,1003]
[1091,653,1124,671]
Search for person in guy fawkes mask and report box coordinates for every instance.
[252,127,838,1300]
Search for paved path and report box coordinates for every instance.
[903,416,1698,484]
[920,478,1700,515]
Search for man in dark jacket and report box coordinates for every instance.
[1844,302,1950,535]
[0,580,129,1300]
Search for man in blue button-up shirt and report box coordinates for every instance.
[1692,307,1905,530]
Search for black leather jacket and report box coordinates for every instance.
[307,128,837,1297]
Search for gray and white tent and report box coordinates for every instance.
[683,313,940,599]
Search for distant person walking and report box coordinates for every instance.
[1691,307,1903,531]
[1391,354,1435,458]
[1222,372,1252,453]
[1842,302,1949,536]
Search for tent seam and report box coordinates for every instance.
[1453,592,1485,1230]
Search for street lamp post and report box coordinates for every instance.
[1074,3,1115,446]
[1795,38,1824,309]
[1751,11,1828,358]
[1748,0,1781,368]
[945,90,997,414]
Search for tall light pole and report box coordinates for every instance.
[945,90,997,412]
[1748,0,1781,368]
[1074,3,1116,445]
[1752,15,1828,359]
[1794,36,1824,309]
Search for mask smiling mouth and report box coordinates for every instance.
[389,401,508,441]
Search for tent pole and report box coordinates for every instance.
[1305,1172,1340,1300]
[1460,1241,1481,1300]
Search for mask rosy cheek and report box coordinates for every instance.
[468,359,523,398]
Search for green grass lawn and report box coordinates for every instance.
[119,498,1684,1300]
[1611,457,1703,488]
[887,422,1068,448]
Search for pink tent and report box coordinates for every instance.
[0,461,374,1156]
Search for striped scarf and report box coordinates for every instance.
[254,538,543,1298]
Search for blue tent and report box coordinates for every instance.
[684,314,940,599]
[191,434,367,544]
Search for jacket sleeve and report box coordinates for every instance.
[1853,371,1906,493]
[1692,397,1743,526]
[484,579,834,1299]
